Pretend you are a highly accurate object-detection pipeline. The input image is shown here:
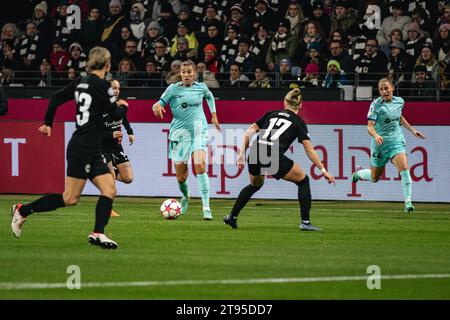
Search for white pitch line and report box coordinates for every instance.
[1,274,450,290]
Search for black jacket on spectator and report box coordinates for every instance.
[354,51,388,83]
[157,15,178,41]
[80,18,104,54]
[330,51,355,74]
[101,12,127,52]
[0,85,7,116]
[408,80,437,100]
[34,15,53,57]
[248,7,279,34]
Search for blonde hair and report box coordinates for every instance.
[87,46,111,71]
[284,88,302,110]
[378,77,394,87]
[181,60,197,71]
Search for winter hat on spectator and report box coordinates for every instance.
[312,1,324,11]
[278,18,291,30]
[421,42,433,52]
[171,59,182,68]
[161,3,173,13]
[227,24,239,33]
[231,4,244,13]
[308,41,321,52]
[390,41,405,50]
[407,22,421,34]
[179,4,191,14]
[69,42,83,52]
[109,0,122,9]
[414,65,428,74]
[305,63,319,75]
[34,1,48,15]
[439,24,450,32]
[147,21,161,33]
[255,0,269,7]
[155,38,169,47]
[238,35,252,46]
[327,60,341,71]
[204,44,217,53]
[334,0,348,9]
[131,3,145,20]
[280,58,292,68]
[177,37,189,45]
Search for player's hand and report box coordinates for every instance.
[117,99,128,108]
[38,125,51,137]
[413,129,426,139]
[153,103,165,119]
[211,113,221,132]
[374,135,384,145]
[324,172,335,186]
[113,131,123,139]
[236,153,246,170]
[128,134,135,145]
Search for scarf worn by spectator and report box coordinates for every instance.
[234,51,251,66]
[153,53,171,71]
[349,35,367,61]
[55,16,71,43]
[67,52,87,72]
[355,52,379,74]
[271,32,288,53]
[251,35,269,56]
[19,34,40,61]
[221,37,239,65]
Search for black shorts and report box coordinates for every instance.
[66,144,110,180]
[104,147,129,166]
[248,154,294,180]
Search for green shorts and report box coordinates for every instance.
[169,134,207,163]
[370,139,407,168]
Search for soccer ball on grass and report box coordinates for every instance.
[160,199,181,219]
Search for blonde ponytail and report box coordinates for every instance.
[284,88,302,111]
[87,46,111,72]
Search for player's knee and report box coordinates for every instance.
[102,186,117,199]
[63,194,80,206]
[122,174,134,184]
[194,164,206,175]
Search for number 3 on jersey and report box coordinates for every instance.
[261,118,292,142]
[75,91,92,126]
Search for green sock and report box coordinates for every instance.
[178,180,189,198]
[357,169,372,181]
[400,169,412,203]
[197,173,210,211]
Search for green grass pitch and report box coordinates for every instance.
[1,195,449,299]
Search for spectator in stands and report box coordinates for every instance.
[330,0,359,38]
[220,24,240,69]
[33,1,53,57]
[354,38,388,85]
[226,36,255,73]
[50,39,70,79]
[1,39,19,76]
[295,21,325,63]
[377,1,411,46]
[165,59,182,84]
[1,23,21,48]
[301,41,327,74]
[380,28,403,58]
[199,4,225,35]
[170,21,198,58]
[251,24,271,68]
[284,2,308,36]
[439,52,450,97]
[67,67,78,81]
[405,22,429,59]
[278,58,297,88]
[120,39,144,71]
[266,19,298,72]
[387,41,414,84]
[437,4,450,27]
[249,0,279,34]
[80,7,104,54]
[411,7,433,37]
[249,66,271,88]
[54,1,80,47]
[226,4,249,36]
[203,44,220,75]
[329,29,348,49]
[414,43,439,81]
[129,2,146,40]
[177,4,199,33]
[37,58,52,86]
[198,20,223,61]
[101,0,127,52]
[322,59,348,88]
[222,62,249,88]
[299,62,320,88]
[309,1,330,38]
[197,61,220,88]
[66,43,87,75]
[172,36,197,62]
[152,0,181,22]
[408,64,436,100]
[328,40,354,74]
[116,57,140,86]
[140,58,163,87]
[157,2,178,40]
[138,21,168,61]
[18,21,45,71]
[434,24,450,61]
[153,38,172,72]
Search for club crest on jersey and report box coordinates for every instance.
[85,164,91,173]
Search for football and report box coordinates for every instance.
[160,199,181,219]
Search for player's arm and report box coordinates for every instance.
[122,114,135,145]
[153,84,174,119]
[237,123,259,169]
[40,78,79,136]
[203,84,221,132]
[368,120,383,145]
[302,140,335,185]
[400,116,426,139]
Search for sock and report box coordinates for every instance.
[19,194,65,217]
[178,180,189,198]
[357,169,372,181]
[230,184,262,218]
[94,196,113,234]
[400,169,412,203]
[296,176,312,223]
[197,173,210,211]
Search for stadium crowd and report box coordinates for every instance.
[0,0,449,99]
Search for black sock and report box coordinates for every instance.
[20,194,65,217]
[94,196,113,234]
[295,176,312,223]
[230,184,262,218]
